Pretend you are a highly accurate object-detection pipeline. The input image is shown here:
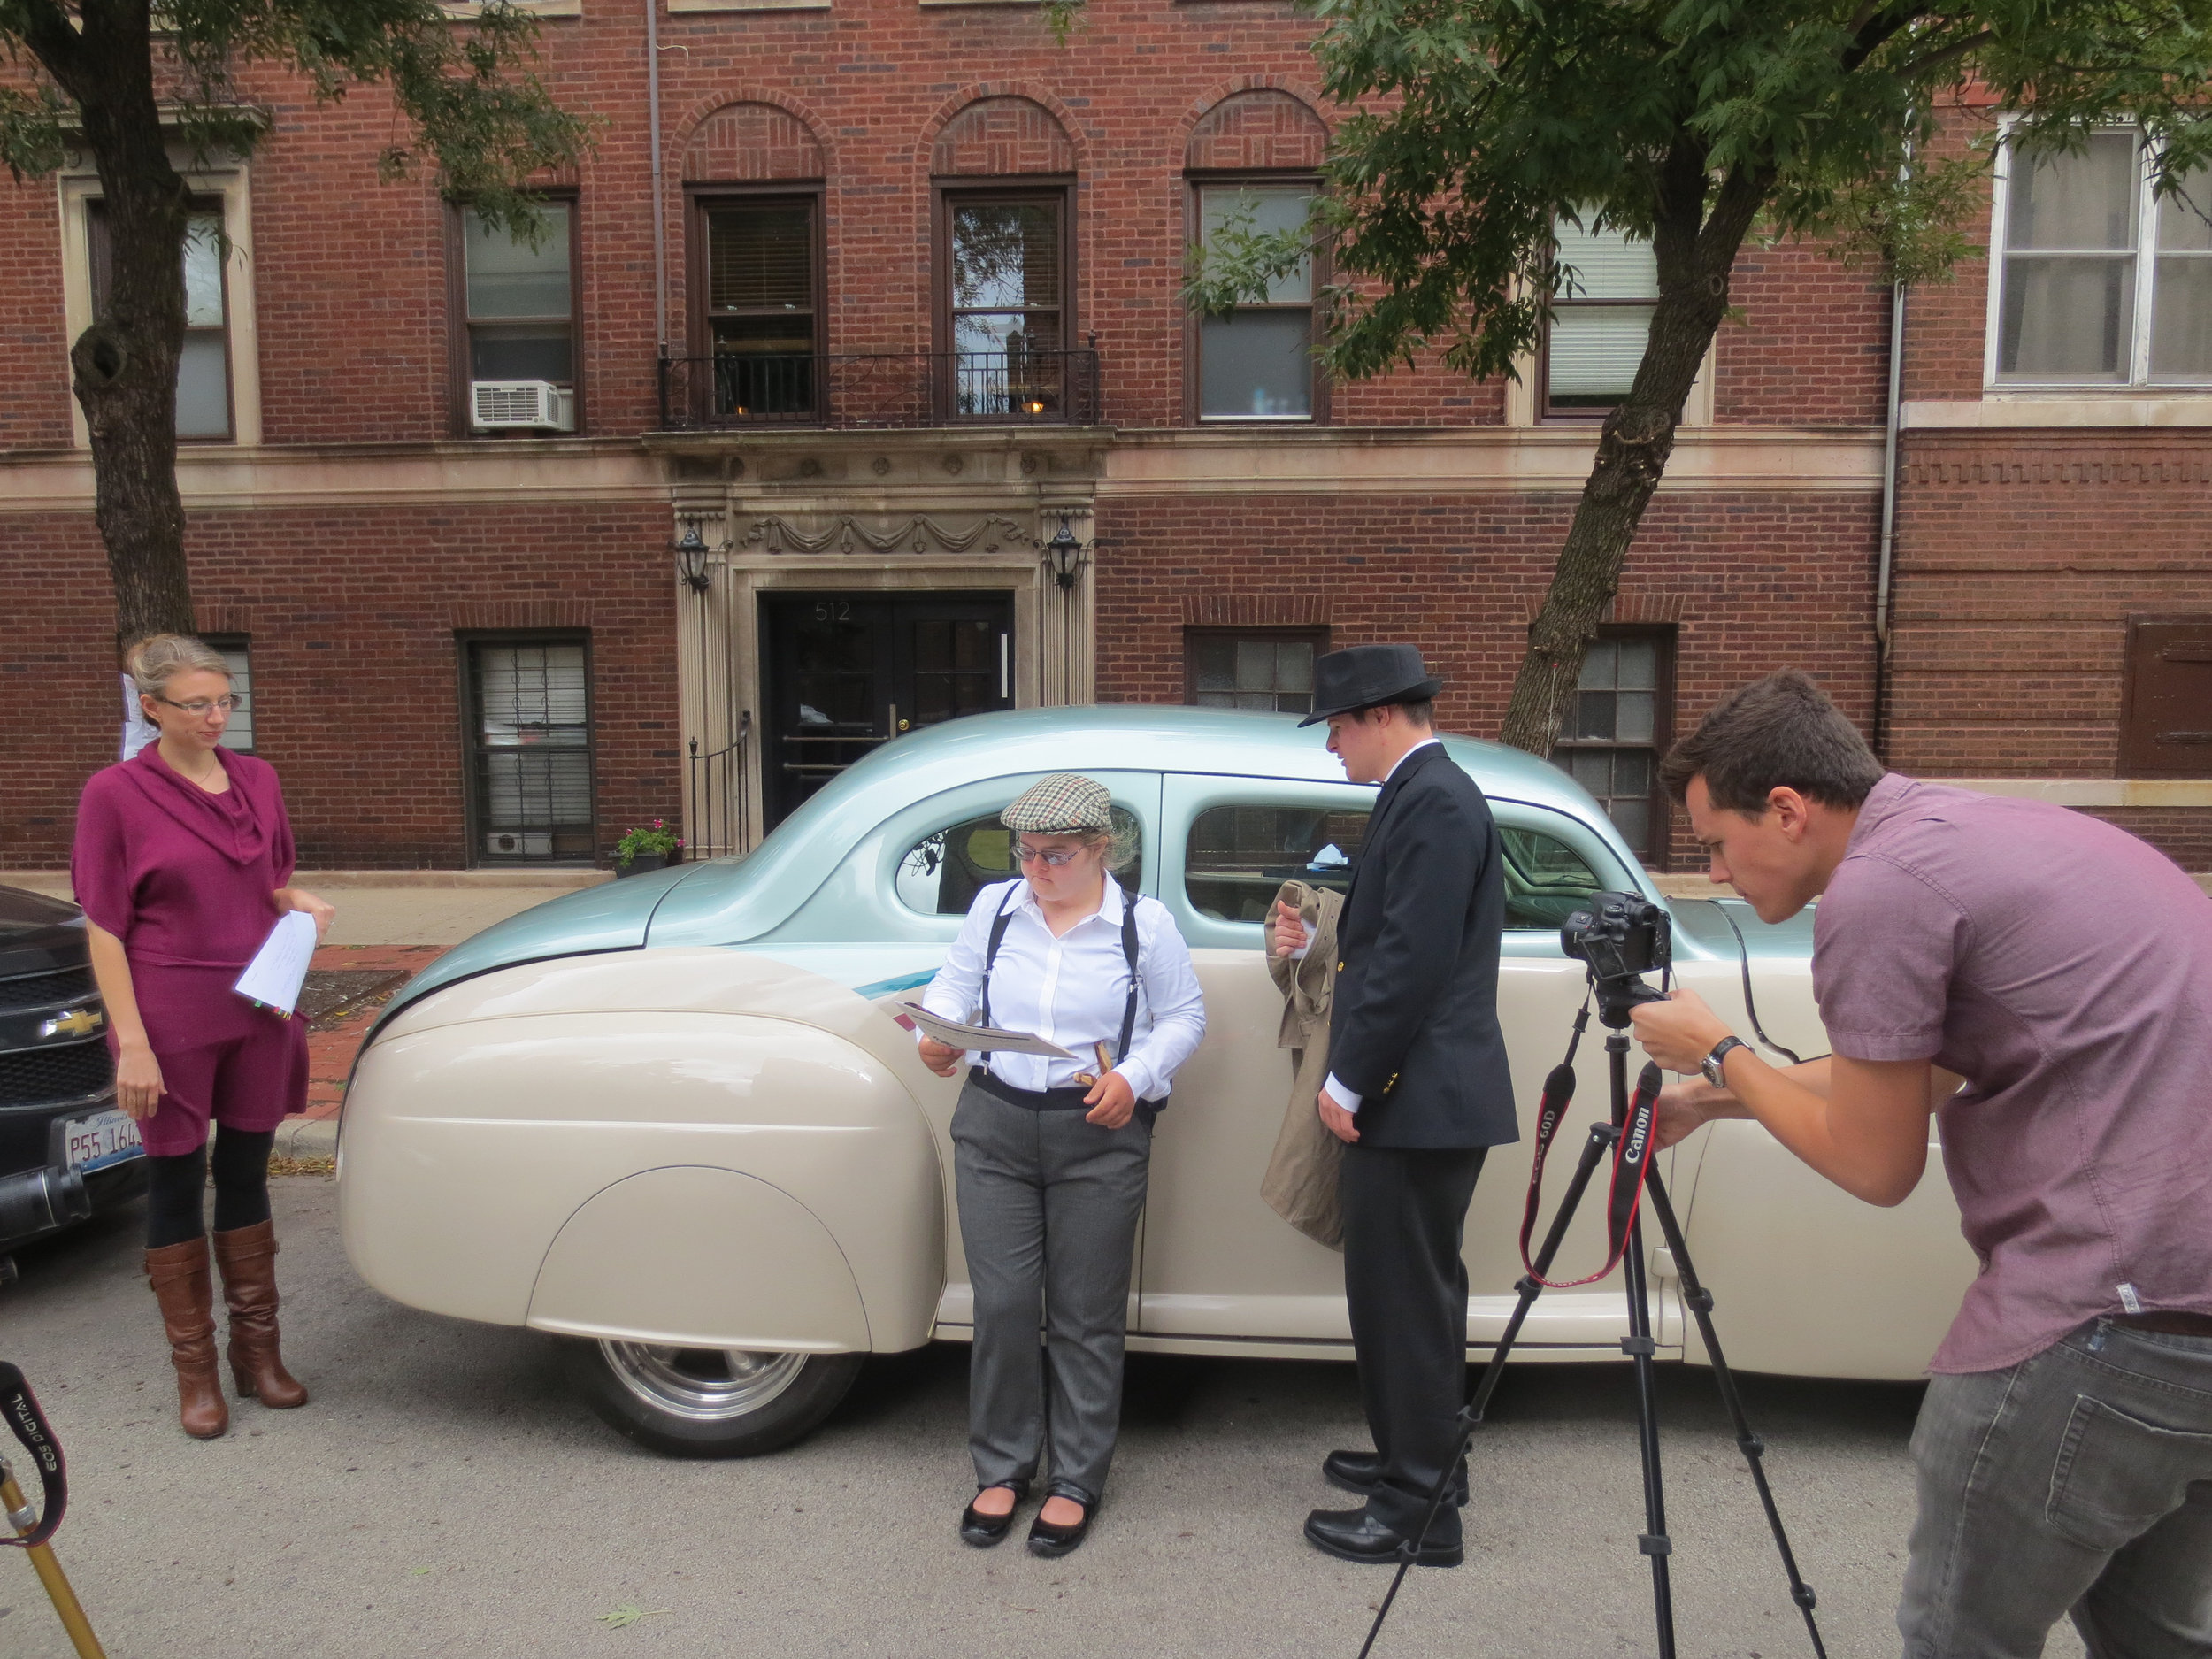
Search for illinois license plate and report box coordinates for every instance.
[63,1109,142,1172]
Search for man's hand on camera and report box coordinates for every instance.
[1628,987,1734,1076]
[917,1036,963,1078]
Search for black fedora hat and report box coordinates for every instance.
[1298,642,1444,726]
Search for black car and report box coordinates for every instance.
[0,884,143,1252]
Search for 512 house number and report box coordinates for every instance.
[813,601,853,623]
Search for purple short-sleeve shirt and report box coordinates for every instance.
[1812,774,2212,1373]
[71,744,297,970]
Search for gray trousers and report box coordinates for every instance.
[951,1075,1152,1506]
[1901,1318,2212,1658]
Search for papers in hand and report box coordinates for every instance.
[893,1001,1077,1060]
[233,910,318,1016]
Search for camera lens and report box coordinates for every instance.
[0,1168,90,1241]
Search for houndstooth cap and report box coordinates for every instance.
[1001,772,1114,834]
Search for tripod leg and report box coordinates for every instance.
[1643,1171,1828,1659]
[1623,1210,1678,1659]
[1355,1123,1617,1659]
[4,1469,107,1659]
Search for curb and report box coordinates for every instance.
[274,1116,338,1158]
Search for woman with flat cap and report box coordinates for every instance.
[917,772,1206,1556]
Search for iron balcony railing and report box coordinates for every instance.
[657,348,1102,431]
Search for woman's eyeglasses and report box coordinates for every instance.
[155,695,246,718]
[1015,843,1081,868]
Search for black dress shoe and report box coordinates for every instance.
[960,1485,1025,1548]
[1303,1505,1463,1568]
[1323,1449,1470,1505]
[1027,1497,1094,1558]
[1323,1448,1382,1494]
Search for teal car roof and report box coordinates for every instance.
[369,706,1672,1026]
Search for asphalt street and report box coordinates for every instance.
[4,1178,2084,1659]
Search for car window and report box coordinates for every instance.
[1500,826,1603,929]
[1181,800,1602,930]
[1185,803,1370,922]
[895,806,1144,917]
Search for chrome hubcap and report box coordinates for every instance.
[601,1342,808,1422]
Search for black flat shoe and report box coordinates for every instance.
[1322,1449,1471,1504]
[960,1485,1025,1548]
[1302,1505,1462,1568]
[1027,1498,1094,1558]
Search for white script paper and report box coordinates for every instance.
[233,910,319,1015]
[893,1001,1077,1060]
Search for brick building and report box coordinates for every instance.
[2,5,2205,873]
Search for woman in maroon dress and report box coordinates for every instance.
[73,634,334,1439]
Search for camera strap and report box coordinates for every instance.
[1518,1009,1665,1290]
[0,1361,66,1548]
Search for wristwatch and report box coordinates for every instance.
[1700,1035,1747,1088]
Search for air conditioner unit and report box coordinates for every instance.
[486,830,552,857]
[471,380,574,433]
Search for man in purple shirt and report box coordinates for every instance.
[1630,671,2212,1659]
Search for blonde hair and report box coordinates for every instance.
[127,634,231,702]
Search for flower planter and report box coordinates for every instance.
[615,851,667,878]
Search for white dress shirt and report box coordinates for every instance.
[923,877,1207,1101]
[1298,737,1441,1116]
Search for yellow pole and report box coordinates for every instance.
[3,1465,106,1659]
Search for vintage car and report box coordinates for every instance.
[338,707,1975,1456]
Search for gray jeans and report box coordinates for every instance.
[1901,1318,2212,1658]
[950,1076,1152,1505]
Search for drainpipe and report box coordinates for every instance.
[1872,275,1905,760]
[646,0,667,353]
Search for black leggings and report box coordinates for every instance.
[144,1127,274,1249]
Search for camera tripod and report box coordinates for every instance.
[1356,967,1826,1659]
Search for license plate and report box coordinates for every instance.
[63,1109,142,1172]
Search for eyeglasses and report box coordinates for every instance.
[155,695,245,718]
[1015,843,1083,868]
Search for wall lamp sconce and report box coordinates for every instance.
[1041,512,1091,592]
[674,522,714,594]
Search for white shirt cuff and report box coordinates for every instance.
[1323,1072,1362,1115]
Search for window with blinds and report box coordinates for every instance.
[1993,127,2212,384]
[1195,185,1317,421]
[462,204,576,388]
[1545,217,1657,416]
[203,635,256,752]
[467,640,595,863]
[703,200,818,416]
[945,194,1066,417]
[1552,629,1674,861]
[88,198,233,440]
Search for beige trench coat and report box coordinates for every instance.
[1260,878,1347,1250]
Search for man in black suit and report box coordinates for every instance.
[1271,642,1516,1567]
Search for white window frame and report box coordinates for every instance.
[1984,116,2212,391]
[58,160,261,449]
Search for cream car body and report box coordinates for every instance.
[339,708,1976,1454]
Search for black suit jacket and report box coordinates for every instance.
[1329,742,1517,1150]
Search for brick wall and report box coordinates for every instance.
[2,505,680,869]
[1095,488,1881,870]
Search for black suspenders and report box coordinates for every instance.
[977,883,1142,1071]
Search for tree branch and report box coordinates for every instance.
[6,0,87,82]
[1893,29,1996,83]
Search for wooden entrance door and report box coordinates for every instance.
[760,592,1014,828]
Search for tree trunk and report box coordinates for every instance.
[1494,153,1770,757]
[42,0,196,648]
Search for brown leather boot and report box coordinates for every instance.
[145,1237,228,1439]
[211,1219,308,1408]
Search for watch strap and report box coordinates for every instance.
[1703,1035,1747,1082]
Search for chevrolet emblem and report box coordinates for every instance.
[40,1006,104,1040]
